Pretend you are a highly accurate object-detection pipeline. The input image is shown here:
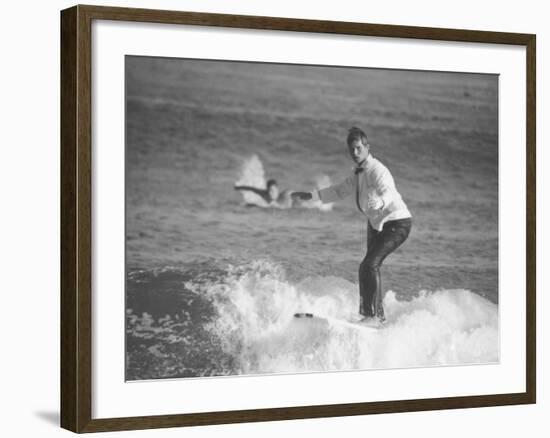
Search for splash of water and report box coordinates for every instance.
[234,155,334,211]
[200,260,499,375]
[234,154,269,206]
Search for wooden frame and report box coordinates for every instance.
[60,4,536,433]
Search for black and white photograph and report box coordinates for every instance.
[125,56,499,381]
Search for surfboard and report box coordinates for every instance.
[293,313,379,332]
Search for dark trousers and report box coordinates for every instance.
[359,218,412,320]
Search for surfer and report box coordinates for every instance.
[234,179,293,208]
[291,127,412,325]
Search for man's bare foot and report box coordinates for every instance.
[356,316,383,328]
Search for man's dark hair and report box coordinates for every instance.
[347,127,368,146]
[267,179,278,188]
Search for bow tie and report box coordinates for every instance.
[354,166,365,175]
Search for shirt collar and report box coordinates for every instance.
[353,153,372,173]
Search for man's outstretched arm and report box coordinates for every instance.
[234,185,267,197]
[317,175,356,203]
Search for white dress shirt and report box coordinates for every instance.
[312,154,411,231]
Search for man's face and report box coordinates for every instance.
[348,138,369,164]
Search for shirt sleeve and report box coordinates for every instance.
[318,174,355,203]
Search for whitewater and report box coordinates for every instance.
[126,260,498,380]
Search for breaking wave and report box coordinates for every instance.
[124,259,500,381]
[126,260,498,380]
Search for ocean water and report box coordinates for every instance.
[126,260,498,379]
[125,57,499,380]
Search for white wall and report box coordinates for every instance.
[0,0,546,436]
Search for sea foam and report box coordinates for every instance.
[201,260,499,375]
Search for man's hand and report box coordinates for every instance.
[291,191,313,201]
[366,193,384,210]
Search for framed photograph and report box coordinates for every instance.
[60,4,536,433]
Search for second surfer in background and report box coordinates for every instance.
[234,179,293,209]
[292,127,412,325]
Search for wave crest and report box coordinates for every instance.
[194,260,499,375]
